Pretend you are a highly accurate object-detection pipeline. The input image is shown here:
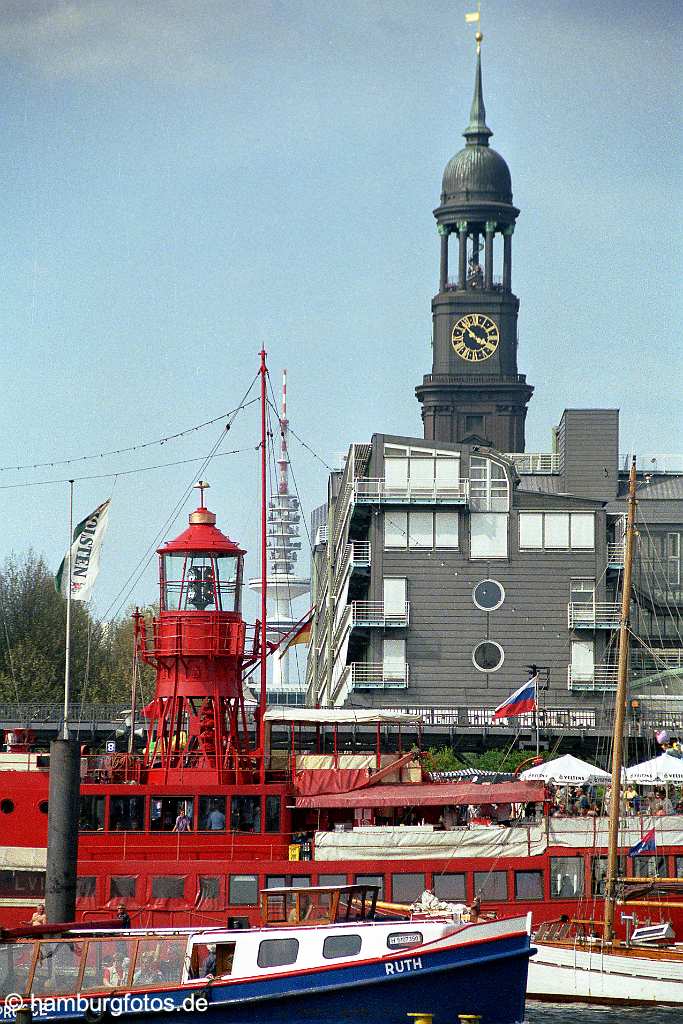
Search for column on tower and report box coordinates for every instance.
[457,220,468,290]
[438,224,449,292]
[484,220,496,290]
[503,224,514,292]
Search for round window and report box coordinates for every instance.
[472,641,505,673]
[0,799,14,814]
[38,800,49,814]
[473,579,505,612]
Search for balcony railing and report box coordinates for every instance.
[353,478,468,505]
[505,452,561,475]
[350,541,371,567]
[631,648,683,671]
[351,601,409,628]
[606,543,625,567]
[346,662,409,689]
[567,665,619,692]
[568,601,621,629]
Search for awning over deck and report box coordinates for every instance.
[264,707,422,725]
[295,780,545,809]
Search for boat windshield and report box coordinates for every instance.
[0,935,189,998]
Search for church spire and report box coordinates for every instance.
[464,33,492,146]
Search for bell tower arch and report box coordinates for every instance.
[416,34,533,452]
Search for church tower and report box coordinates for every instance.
[416,35,533,452]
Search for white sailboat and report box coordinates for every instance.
[527,457,683,1006]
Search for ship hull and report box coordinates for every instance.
[527,940,683,1005]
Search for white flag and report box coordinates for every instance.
[55,499,111,602]
[465,11,480,23]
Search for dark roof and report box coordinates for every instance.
[441,48,512,206]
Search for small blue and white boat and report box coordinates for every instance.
[0,885,533,1024]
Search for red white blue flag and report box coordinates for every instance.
[628,828,656,857]
[493,676,538,720]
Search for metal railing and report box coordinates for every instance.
[631,648,683,671]
[620,453,683,474]
[353,478,468,504]
[350,541,371,566]
[606,543,625,566]
[351,601,409,628]
[0,703,129,727]
[444,275,505,292]
[505,453,561,475]
[568,601,621,629]
[567,665,619,691]
[346,662,410,689]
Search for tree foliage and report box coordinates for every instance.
[0,551,154,705]
[423,745,537,774]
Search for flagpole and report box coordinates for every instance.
[63,479,74,740]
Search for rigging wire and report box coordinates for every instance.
[100,373,260,624]
[0,400,259,474]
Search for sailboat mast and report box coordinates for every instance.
[259,349,268,738]
[604,456,638,940]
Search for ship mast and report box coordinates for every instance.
[604,456,638,941]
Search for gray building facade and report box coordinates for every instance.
[305,47,683,727]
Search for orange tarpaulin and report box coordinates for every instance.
[295,780,546,809]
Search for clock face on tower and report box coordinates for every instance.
[451,313,500,362]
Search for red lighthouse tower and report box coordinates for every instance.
[135,482,257,785]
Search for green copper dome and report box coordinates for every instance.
[441,48,513,206]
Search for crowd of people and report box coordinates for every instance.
[548,783,683,817]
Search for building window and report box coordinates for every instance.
[570,579,595,605]
[519,513,595,550]
[433,873,466,902]
[382,638,406,684]
[514,871,544,901]
[408,511,433,548]
[229,874,259,906]
[354,874,384,900]
[435,512,459,547]
[391,873,425,903]
[472,579,505,611]
[79,795,105,832]
[110,876,136,899]
[591,856,625,896]
[318,873,347,887]
[76,876,96,898]
[257,938,299,969]
[383,577,407,617]
[384,511,458,550]
[472,641,504,673]
[151,876,185,899]
[631,855,666,878]
[199,796,227,832]
[550,857,584,899]
[470,513,508,558]
[265,795,281,833]
[198,876,220,901]
[469,456,509,512]
[384,446,460,495]
[570,640,594,684]
[323,934,362,959]
[231,795,261,833]
[464,414,484,436]
[384,511,408,548]
[474,871,507,901]
[110,796,145,832]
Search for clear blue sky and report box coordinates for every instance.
[0,1,680,635]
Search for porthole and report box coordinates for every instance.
[38,800,49,814]
[1,799,14,814]
[473,579,505,612]
[472,641,504,673]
